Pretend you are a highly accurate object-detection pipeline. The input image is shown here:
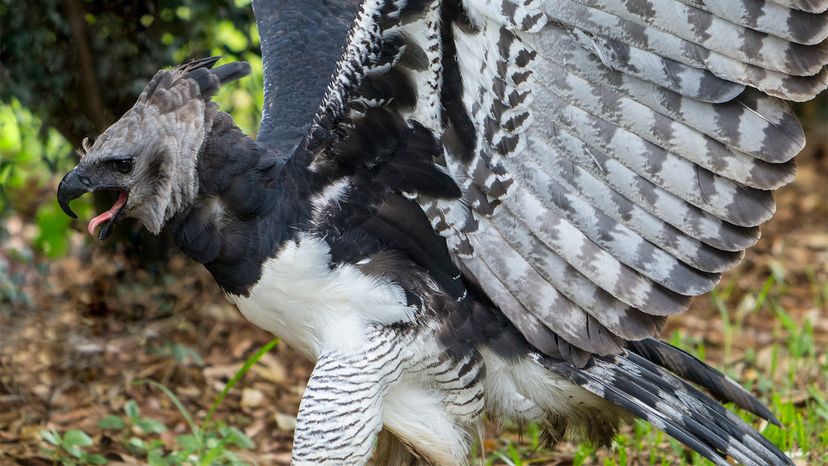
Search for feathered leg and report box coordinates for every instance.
[291,343,403,466]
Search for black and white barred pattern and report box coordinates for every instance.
[61,0,826,464]
[248,0,827,464]
[291,332,406,464]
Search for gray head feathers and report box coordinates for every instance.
[73,57,251,235]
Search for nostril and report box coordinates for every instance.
[78,174,91,186]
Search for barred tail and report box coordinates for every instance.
[627,338,780,425]
[537,340,791,466]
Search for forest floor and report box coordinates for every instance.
[1,135,827,465]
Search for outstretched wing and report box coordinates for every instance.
[278,0,827,359]
[253,0,360,153]
[433,0,828,359]
[267,0,827,355]
[252,1,826,462]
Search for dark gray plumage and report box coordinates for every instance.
[253,0,359,153]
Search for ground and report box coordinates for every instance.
[1,133,826,465]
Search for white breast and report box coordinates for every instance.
[226,235,415,360]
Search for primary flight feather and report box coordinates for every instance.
[57,0,828,464]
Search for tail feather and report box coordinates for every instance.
[616,354,786,466]
[621,351,787,464]
[541,357,732,466]
[606,361,764,466]
[628,338,780,425]
[534,349,792,466]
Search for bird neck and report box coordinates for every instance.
[169,111,314,296]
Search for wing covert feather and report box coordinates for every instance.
[433,0,826,353]
[274,0,826,360]
[262,1,823,461]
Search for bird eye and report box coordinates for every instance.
[109,159,134,174]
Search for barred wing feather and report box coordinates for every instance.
[433,0,827,354]
[265,0,826,463]
[290,0,827,357]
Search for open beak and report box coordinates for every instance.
[57,169,88,219]
[57,169,129,240]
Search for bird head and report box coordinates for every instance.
[57,57,250,239]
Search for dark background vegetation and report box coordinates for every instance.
[1,1,827,464]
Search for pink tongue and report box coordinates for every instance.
[87,191,127,236]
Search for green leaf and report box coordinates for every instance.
[136,379,200,441]
[204,436,220,449]
[135,417,167,434]
[205,338,279,428]
[98,415,126,430]
[64,444,83,459]
[221,426,254,449]
[127,436,146,452]
[33,202,72,258]
[124,400,140,419]
[62,430,93,448]
[85,453,108,465]
[40,429,60,446]
[176,434,201,451]
[199,441,228,466]
[147,448,167,466]
[222,450,242,464]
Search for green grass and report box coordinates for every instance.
[484,272,828,465]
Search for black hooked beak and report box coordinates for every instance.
[57,169,90,219]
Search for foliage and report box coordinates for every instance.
[0,100,79,256]
[39,339,278,466]
[0,0,258,147]
[41,429,107,466]
[0,0,263,257]
[204,338,279,429]
[94,394,254,465]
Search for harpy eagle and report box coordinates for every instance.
[57,0,827,464]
